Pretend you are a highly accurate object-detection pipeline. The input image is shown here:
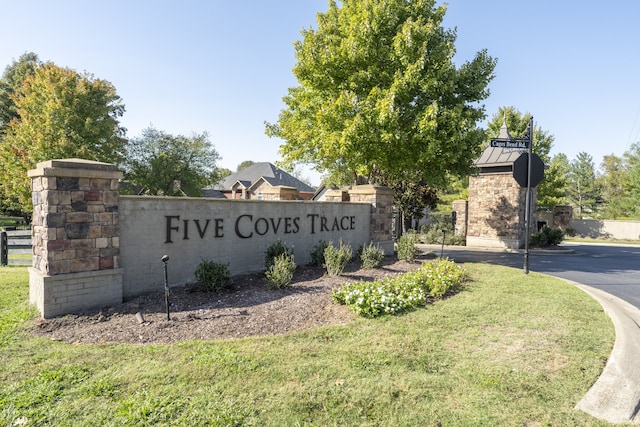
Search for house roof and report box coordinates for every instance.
[215,162,316,193]
[474,146,523,168]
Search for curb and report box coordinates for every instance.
[571,282,640,424]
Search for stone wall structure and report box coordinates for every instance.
[28,159,395,318]
[348,185,395,254]
[451,200,468,236]
[467,173,535,248]
[466,136,538,249]
[28,159,123,318]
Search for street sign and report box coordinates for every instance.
[490,138,530,149]
[513,152,545,188]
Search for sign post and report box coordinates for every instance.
[523,117,533,274]
[490,116,536,274]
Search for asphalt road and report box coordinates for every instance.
[433,243,640,309]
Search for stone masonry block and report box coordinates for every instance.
[57,177,80,191]
[103,191,119,206]
[70,238,94,249]
[71,257,99,273]
[84,190,101,201]
[88,225,102,239]
[66,212,93,223]
[65,222,90,239]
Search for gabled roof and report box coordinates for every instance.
[215,162,316,193]
[475,146,523,168]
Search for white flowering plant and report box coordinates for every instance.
[332,259,467,318]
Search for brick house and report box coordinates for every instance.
[211,162,316,200]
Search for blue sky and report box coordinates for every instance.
[1,1,639,185]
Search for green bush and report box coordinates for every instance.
[360,242,385,269]
[265,239,292,270]
[265,253,296,289]
[194,260,231,292]
[396,231,419,262]
[565,227,576,237]
[332,259,467,318]
[530,226,564,247]
[324,240,353,276]
[309,240,329,267]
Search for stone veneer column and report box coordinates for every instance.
[451,200,468,237]
[28,158,124,318]
[466,173,537,249]
[348,185,394,254]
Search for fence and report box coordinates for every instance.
[0,229,31,266]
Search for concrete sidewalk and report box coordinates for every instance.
[418,244,640,424]
[573,284,640,424]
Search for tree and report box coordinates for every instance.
[236,160,255,171]
[122,127,221,196]
[596,154,634,219]
[266,0,496,191]
[0,52,40,135]
[0,62,126,217]
[538,153,569,209]
[392,176,438,233]
[567,152,600,218]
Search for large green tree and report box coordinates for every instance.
[0,52,40,135]
[0,61,126,216]
[122,127,221,196]
[540,153,570,209]
[567,152,600,218]
[266,0,496,190]
[596,154,634,219]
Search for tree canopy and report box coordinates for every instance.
[266,0,496,189]
[122,127,221,196]
[0,60,126,216]
[567,152,600,219]
[0,52,40,135]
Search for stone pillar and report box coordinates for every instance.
[466,173,535,249]
[28,159,124,318]
[451,200,468,237]
[348,185,394,254]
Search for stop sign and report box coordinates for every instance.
[513,152,545,188]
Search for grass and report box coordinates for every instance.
[0,263,614,426]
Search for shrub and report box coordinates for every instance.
[194,260,231,292]
[396,231,419,262]
[565,227,576,237]
[324,240,353,276]
[530,226,564,247]
[360,242,385,269]
[332,259,467,318]
[309,240,329,267]
[265,253,296,289]
[419,224,466,246]
[265,239,292,270]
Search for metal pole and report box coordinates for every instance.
[162,255,170,320]
[441,229,446,258]
[523,117,534,274]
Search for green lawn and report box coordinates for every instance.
[0,263,614,426]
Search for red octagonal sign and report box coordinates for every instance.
[513,153,545,188]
